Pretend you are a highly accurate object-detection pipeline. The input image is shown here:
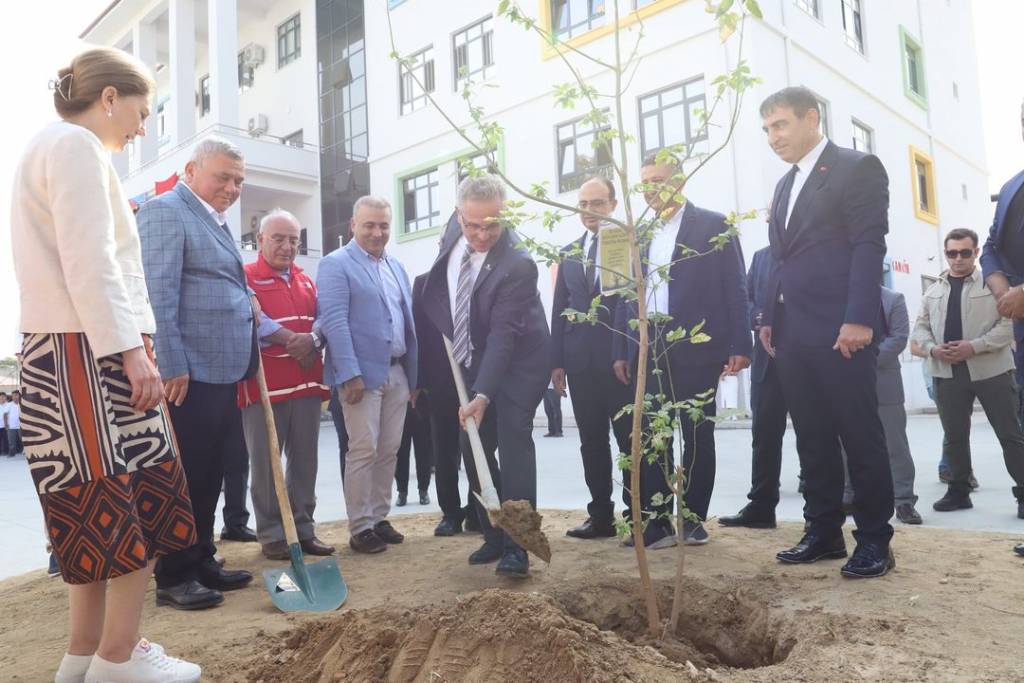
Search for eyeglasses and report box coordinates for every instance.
[945,249,975,260]
[577,200,609,210]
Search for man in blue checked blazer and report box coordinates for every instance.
[138,138,257,610]
[317,195,417,556]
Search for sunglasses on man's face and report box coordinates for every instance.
[945,248,975,260]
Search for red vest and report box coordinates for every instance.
[237,254,329,408]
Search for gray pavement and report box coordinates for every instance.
[2,413,1022,580]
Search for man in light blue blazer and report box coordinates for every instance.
[138,138,257,610]
[317,195,418,555]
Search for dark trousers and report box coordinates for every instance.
[0,427,7,455]
[463,392,539,550]
[221,426,250,529]
[774,311,894,547]
[567,363,633,522]
[7,428,23,455]
[746,358,789,512]
[155,381,246,587]
[934,367,1024,499]
[624,356,722,522]
[328,389,349,482]
[543,388,563,435]
[430,392,465,518]
[395,395,434,495]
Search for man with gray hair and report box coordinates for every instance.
[317,195,418,554]
[237,209,334,561]
[417,175,550,578]
[138,136,256,609]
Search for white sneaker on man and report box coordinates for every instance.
[84,639,200,683]
[54,652,92,683]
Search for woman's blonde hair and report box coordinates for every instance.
[52,47,155,118]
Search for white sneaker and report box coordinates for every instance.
[54,653,92,683]
[84,639,201,683]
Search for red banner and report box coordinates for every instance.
[155,172,179,196]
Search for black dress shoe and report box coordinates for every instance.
[468,541,503,565]
[374,520,404,544]
[434,516,463,537]
[566,518,616,539]
[419,490,431,505]
[622,520,676,549]
[776,534,847,564]
[718,505,777,529]
[350,529,387,554]
[197,563,253,591]
[220,525,258,542]
[495,547,530,578]
[396,492,407,507]
[1014,543,1024,557]
[464,507,482,533]
[841,543,895,578]
[156,580,224,610]
[300,536,336,556]
[933,490,972,512]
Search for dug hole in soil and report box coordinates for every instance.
[250,577,791,682]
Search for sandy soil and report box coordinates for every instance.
[2,510,1023,682]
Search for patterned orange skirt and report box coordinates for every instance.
[20,333,197,584]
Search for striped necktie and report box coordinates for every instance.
[452,245,475,367]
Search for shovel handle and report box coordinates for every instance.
[442,336,500,509]
[256,356,300,547]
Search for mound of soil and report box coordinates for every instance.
[248,577,791,683]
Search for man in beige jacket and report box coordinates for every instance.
[912,228,1024,519]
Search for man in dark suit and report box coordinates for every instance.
[418,175,550,577]
[551,177,634,539]
[758,86,895,578]
[612,153,752,549]
[720,246,788,528]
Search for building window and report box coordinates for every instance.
[900,26,927,108]
[794,0,819,19]
[238,52,255,91]
[400,46,435,115]
[278,13,301,68]
[457,153,500,188]
[403,169,440,233]
[638,77,708,160]
[282,130,304,147]
[841,0,864,53]
[453,16,494,86]
[851,119,873,154]
[199,74,210,116]
[816,97,830,137]
[551,0,605,40]
[556,112,613,193]
[156,98,169,147]
[909,146,938,224]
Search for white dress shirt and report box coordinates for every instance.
[785,135,830,228]
[181,182,228,226]
[6,403,21,430]
[646,204,686,316]
[355,244,408,359]
[447,237,489,325]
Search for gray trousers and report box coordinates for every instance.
[242,394,323,544]
[934,368,1024,497]
[843,403,917,506]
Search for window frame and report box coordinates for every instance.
[636,76,709,161]
[554,111,614,194]
[277,13,302,68]
[282,130,304,148]
[399,45,436,115]
[909,146,939,224]
[401,167,441,235]
[452,15,495,88]
[198,74,210,116]
[815,96,831,138]
[841,0,865,54]
[851,118,874,155]
[794,0,820,20]
[900,25,928,110]
[550,0,605,40]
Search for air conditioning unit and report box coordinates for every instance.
[247,113,269,136]
[241,43,265,68]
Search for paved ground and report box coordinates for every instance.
[2,412,1022,580]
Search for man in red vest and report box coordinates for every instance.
[238,209,333,560]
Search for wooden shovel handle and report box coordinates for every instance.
[256,356,300,546]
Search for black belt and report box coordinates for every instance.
[390,355,404,366]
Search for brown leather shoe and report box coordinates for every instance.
[300,536,336,556]
[374,520,404,544]
[349,529,387,554]
[261,540,290,561]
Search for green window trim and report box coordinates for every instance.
[899,25,927,110]
[393,141,507,244]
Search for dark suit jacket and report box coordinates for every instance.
[980,169,1024,342]
[876,286,908,406]
[612,202,752,367]
[764,141,889,346]
[412,272,456,402]
[420,228,550,410]
[747,246,779,384]
[550,231,621,374]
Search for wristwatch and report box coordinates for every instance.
[311,331,323,350]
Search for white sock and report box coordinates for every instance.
[54,653,92,683]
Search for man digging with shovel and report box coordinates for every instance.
[419,175,552,578]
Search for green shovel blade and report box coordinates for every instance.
[262,543,347,612]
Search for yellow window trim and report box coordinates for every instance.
[909,145,939,225]
[539,0,687,60]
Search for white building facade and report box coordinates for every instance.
[373,0,990,411]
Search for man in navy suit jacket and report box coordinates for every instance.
[758,86,895,578]
[612,154,751,549]
[550,177,634,540]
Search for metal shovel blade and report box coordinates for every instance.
[262,543,347,613]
